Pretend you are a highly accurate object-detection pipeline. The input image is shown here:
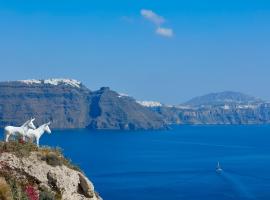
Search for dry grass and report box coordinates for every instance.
[0,177,13,200]
[38,148,81,172]
[0,141,38,157]
[0,141,81,172]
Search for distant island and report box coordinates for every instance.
[0,79,269,130]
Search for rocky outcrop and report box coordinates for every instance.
[0,142,101,200]
[0,79,167,130]
[87,87,166,130]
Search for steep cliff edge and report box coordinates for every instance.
[0,141,102,200]
[0,79,91,129]
[87,87,166,130]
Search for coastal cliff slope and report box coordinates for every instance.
[87,87,166,130]
[0,141,102,200]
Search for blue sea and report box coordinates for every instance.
[2,125,270,200]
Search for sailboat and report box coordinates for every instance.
[216,162,223,173]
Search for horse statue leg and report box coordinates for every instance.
[4,130,10,142]
[36,136,40,147]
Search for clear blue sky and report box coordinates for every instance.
[0,0,270,104]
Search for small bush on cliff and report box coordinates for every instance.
[40,152,62,167]
[39,188,54,200]
[39,185,63,200]
[38,147,81,171]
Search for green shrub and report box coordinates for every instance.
[39,184,62,200]
[41,152,62,167]
[38,148,81,172]
[39,189,55,200]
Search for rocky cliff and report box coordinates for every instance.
[146,91,270,125]
[87,87,166,130]
[0,79,91,129]
[153,103,270,125]
[0,141,101,200]
[1,80,269,128]
[0,79,166,130]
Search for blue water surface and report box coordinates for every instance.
[2,125,270,200]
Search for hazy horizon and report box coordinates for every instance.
[1,0,270,104]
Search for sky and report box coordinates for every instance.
[0,0,270,104]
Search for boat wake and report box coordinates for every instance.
[219,171,256,200]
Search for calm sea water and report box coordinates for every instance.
[2,125,270,200]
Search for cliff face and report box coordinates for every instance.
[87,87,166,130]
[153,103,270,125]
[0,79,166,130]
[0,142,102,200]
[142,91,270,125]
[1,80,269,128]
[0,80,91,129]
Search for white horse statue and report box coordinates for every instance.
[25,122,51,147]
[4,118,36,142]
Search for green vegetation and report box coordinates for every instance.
[39,185,62,200]
[6,177,29,200]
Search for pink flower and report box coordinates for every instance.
[25,185,39,200]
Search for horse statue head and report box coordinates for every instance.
[43,122,52,134]
[27,118,36,129]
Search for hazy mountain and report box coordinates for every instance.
[184,91,263,107]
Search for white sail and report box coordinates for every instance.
[216,161,223,173]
